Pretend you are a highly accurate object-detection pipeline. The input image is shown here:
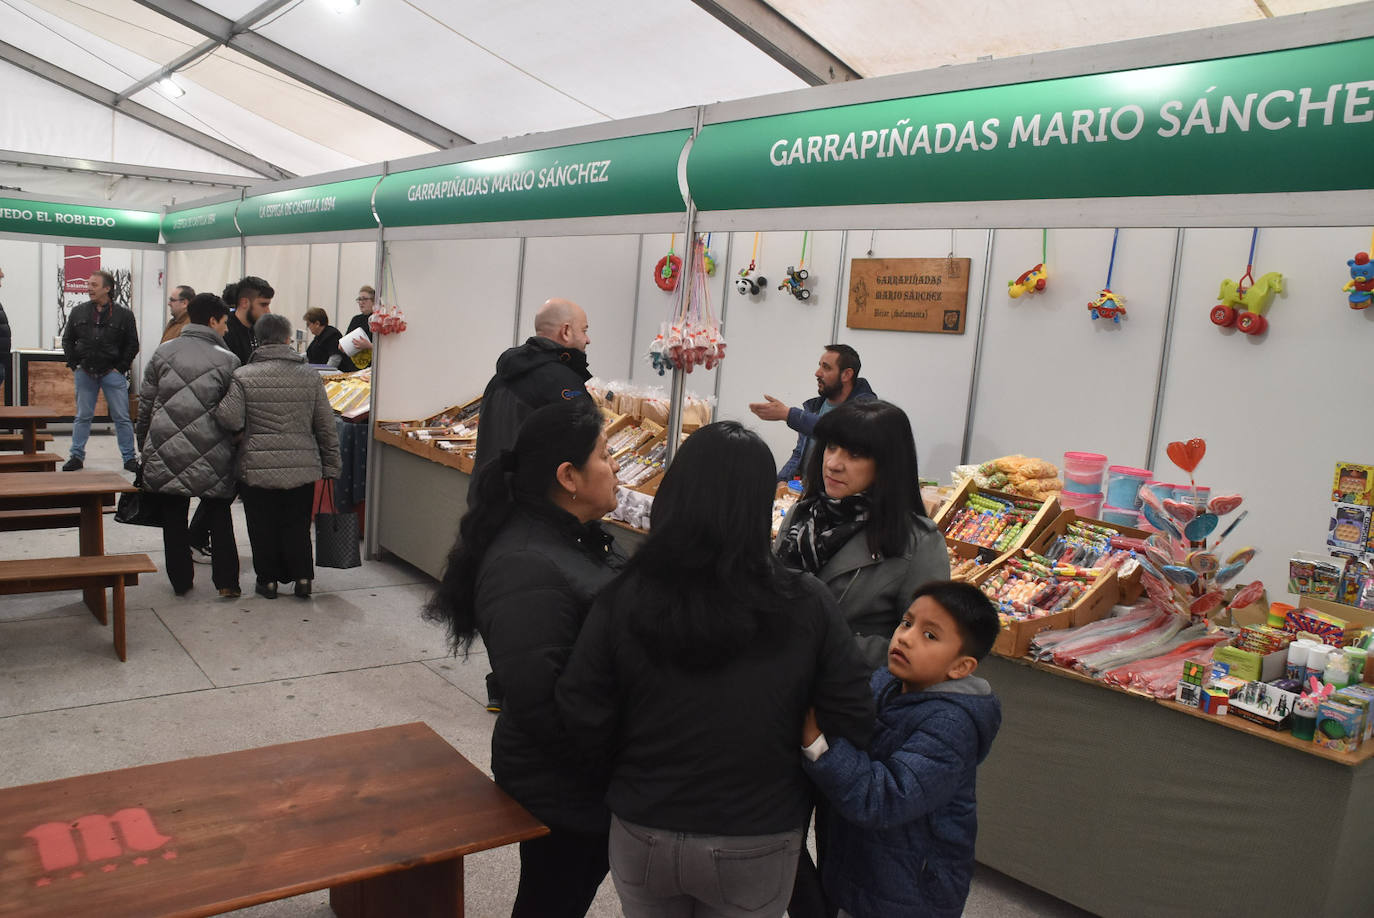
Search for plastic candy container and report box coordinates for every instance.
[1146,481,1177,502]
[1099,504,1141,527]
[1106,466,1153,510]
[1062,452,1109,494]
[1058,490,1104,519]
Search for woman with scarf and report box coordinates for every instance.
[775,399,949,918]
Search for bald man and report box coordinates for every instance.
[471,297,593,484]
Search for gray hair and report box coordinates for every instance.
[254,313,292,345]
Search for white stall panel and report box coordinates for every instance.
[1155,226,1374,600]
[969,228,1177,475]
[339,241,379,323]
[0,239,44,352]
[519,235,641,383]
[713,229,846,469]
[307,243,342,323]
[167,247,242,306]
[244,245,310,325]
[835,228,991,481]
[377,238,522,419]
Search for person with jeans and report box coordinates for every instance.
[135,293,241,597]
[62,270,139,472]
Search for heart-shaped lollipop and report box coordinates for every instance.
[1228,580,1265,609]
[1163,499,1198,523]
[1184,513,1218,542]
[1166,438,1207,474]
[1163,565,1199,585]
[1208,494,1243,516]
[1190,591,1225,616]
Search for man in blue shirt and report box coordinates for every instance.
[750,344,876,482]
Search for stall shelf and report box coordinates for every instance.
[976,653,1373,918]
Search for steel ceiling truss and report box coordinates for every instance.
[691,0,860,85]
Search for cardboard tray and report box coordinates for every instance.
[935,479,1060,581]
[988,566,1120,657]
[1023,510,1149,604]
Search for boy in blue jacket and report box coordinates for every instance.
[801,580,1002,918]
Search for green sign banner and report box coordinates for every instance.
[236,176,381,236]
[0,197,161,244]
[687,37,1374,210]
[162,199,241,244]
[375,130,691,226]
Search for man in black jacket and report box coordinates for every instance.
[0,267,11,400]
[62,270,139,472]
[220,276,274,366]
[470,297,592,713]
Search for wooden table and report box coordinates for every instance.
[0,405,55,454]
[0,722,548,917]
[0,471,137,620]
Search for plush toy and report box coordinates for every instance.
[735,273,767,296]
[1008,263,1047,298]
[1343,251,1373,310]
[779,266,811,300]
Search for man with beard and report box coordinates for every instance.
[749,344,876,482]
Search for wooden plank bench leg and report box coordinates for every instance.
[113,575,127,662]
[79,500,108,625]
[329,856,464,918]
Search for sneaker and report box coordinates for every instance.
[218,587,242,599]
[190,546,213,565]
[62,457,84,471]
[124,458,140,474]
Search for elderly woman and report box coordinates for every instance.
[215,313,341,600]
[303,307,354,371]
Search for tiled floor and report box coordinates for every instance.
[0,427,1093,917]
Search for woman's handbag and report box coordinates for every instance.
[114,463,162,527]
[314,479,361,569]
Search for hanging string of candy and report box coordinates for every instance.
[648,235,726,375]
[1342,227,1374,309]
[370,246,408,335]
[1087,228,1127,323]
[1009,229,1048,298]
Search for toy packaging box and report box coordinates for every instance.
[1328,503,1372,554]
[1314,699,1365,753]
[1229,681,1297,730]
[1288,553,1345,599]
[1332,462,1374,506]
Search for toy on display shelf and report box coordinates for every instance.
[1209,228,1284,335]
[1008,229,1048,299]
[1344,231,1374,309]
[654,234,683,292]
[778,232,812,301]
[735,232,766,297]
[1134,437,1261,624]
[1087,228,1127,324]
[647,238,726,375]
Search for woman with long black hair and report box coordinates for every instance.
[423,398,623,918]
[557,421,873,918]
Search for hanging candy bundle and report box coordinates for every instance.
[648,236,726,375]
[370,248,408,335]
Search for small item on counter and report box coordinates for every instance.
[1332,461,1374,506]
[1315,699,1364,753]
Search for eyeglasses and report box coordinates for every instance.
[356,296,374,302]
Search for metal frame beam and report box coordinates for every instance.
[691,0,860,85]
[132,0,472,149]
[0,149,257,188]
[0,39,291,180]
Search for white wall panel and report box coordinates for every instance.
[376,238,522,419]
[167,247,242,307]
[339,241,379,326]
[306,244,342,326]
[1154,226,1374,602]
[244,245,310,335]
[0,240,44,353]
[969,228,1177,473]
[519,235,641,383]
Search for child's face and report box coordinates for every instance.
[888,596,979,693]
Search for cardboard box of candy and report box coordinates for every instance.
[1023,510,1149,604]
[985,564,1118,657]
[935,480,1060,569]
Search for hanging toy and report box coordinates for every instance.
[778,231,812,301]
[1087,228,1127,323]
[1009,229,1049,299]
[654,233,682,292]
[1342,231,1373,308]
[735,232,766,297]
[1210,228,1283,335]
[702,233,717,276]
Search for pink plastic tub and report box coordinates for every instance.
[1058,490,1104,519]
[1062,452,1108,494]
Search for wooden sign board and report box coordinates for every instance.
[847,257,971,334]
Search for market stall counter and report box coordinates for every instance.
[975,651,1373,918]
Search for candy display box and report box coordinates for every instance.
[374,395,482,474]
[988,567,1118,657]
[934,479,1060,568]
[1023,510,1149,603]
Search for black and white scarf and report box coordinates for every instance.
[777,493,871,573]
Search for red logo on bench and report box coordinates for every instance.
[24,808,172,876]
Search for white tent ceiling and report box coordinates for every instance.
[0,0,1364,203]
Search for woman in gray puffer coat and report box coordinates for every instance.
[215,313,341,600]
[136,293,242,597]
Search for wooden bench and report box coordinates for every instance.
[0,722,548,917]
[0,554,156,661]
[0,509,82,531]
[0,432,53,451]
[0,453,62,472]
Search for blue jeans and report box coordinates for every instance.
[609,815,802,918]
[72,369,135,461]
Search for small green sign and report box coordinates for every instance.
[236,177,381,236]
[688,37,1374,210]
[162,200,242,244]
[0,197,161,244]
[375,131,691,226]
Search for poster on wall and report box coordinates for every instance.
[54,246,132,343]
[846,257,970,334]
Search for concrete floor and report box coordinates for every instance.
[0,427,1093,918]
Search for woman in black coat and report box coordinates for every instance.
[423,399,623,918]
[302,307,354,371]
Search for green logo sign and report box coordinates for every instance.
[236,177,381,237]
[687,37,1374,210]
[375,131,691,226]
[162,200,242,244]
[0,197,161,244]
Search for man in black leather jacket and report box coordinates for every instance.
[61,270,139,472]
